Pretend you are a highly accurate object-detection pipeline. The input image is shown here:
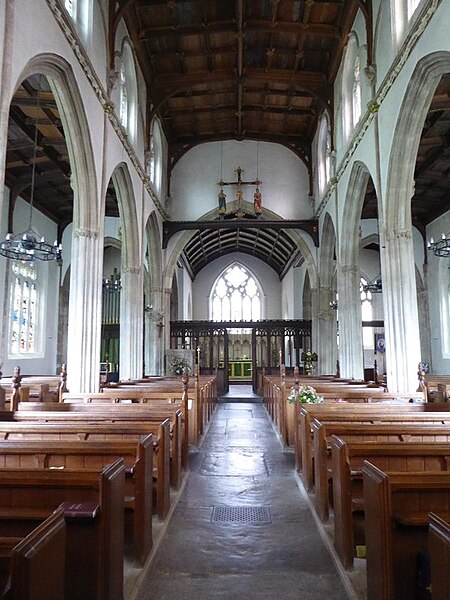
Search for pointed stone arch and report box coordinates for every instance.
[338,160,374,379]
[110,163,140,269]
[317,212,338,374]
[384,51,450,391]
[14,54,98,233]
[10,53,100,391]
[109,162,142,380]
[163,204,319,292]
[144,211,164,375]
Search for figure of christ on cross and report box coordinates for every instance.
[218,166,262,218]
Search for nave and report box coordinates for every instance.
[139,387,350,600]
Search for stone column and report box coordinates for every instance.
[67,228,103,392]
[337,264,364,380]
[315,285,338,375]
[119,266,143,380]
[162,287,172,374]
[382,227,421,392]
[144,286,164,376]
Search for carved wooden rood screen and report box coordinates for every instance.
[170,320,312,393]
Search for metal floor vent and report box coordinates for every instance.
[211,506,271,524]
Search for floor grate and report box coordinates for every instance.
[211,506,271,524]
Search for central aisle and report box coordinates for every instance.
[141,400,351,599]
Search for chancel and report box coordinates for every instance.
[0,1,449,599]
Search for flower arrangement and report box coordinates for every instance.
[169,356,191,376]
[288,385,323,404]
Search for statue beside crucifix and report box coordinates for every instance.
[218,166,262,218]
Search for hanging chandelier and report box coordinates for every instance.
[102,269,122,293]
[0,80,62,262]
[361,277,382,293]
[427,234,450,257]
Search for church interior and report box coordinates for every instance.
[0,0,450,598]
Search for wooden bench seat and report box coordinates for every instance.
[0,436,155,565]
[0,460,124,600]
[0,504,66,600]
[429,512,450,599]
[62,391,189,468]
[12,405,181,490]
[330,438,450,569]
[312,420,450,522]
[298,404,450,491]
[362,463,450,600]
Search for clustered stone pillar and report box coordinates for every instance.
[382,227,421,392]
[315,285,338,376]
[337,264,364,380]
[144,286,164,376]
[67,228,103,392]
[120,266,144,380]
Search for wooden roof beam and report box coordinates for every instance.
[138,20,236,40]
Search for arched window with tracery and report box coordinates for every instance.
[64,0,92,42]
[210,264,262,322]
[342,34,361,141]
[9,262,40,356]
[118,41,138,142]
[392,0,422,45]
[352,55,362,126]
[150,119,163,195]
[317,112,332,197]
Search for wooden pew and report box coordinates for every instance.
[0,417,181,490]
[63,390,189,469]
[429,512,450,599]
[0,435,156,564]
[0,412,170,520]
[298,404,450,491]
[0,504,66,600]
[331,438,450,570]
[15,403,180,492]
[312,420,450,522]
[105,372,218,445]
[363,463,450,600]
[0,460,125,600]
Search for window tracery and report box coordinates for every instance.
[317,113,332,196]
[210,264,261,322]
[10,263,39,355]
[342,35,361,141]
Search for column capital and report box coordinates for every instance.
[74,228,98,239]
[385,228,412,242]
[122,266,141,275]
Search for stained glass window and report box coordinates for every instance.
[210,264,261,322]
[10,263,38,355]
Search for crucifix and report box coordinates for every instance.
[218,166,262,218]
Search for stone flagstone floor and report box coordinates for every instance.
[136,390,356,599]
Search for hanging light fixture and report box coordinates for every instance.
[361,276,382,293]
[102,268,122,293]
[427,234,450,257]
[0,79,62,262]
